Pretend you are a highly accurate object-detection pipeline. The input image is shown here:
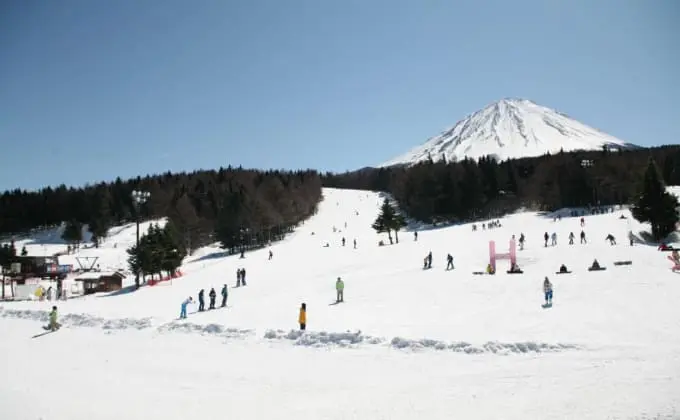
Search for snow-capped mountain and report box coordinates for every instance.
[380,98,636,166]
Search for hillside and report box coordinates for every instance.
[1,188,679,420]
[381,98,636,166]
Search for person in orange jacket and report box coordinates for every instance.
[298,303,306,331]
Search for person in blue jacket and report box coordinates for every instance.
[180,297,193,319]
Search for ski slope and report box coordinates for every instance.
[1,188,680,420]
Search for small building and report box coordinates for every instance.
[74,271,125,295]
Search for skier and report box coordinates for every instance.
[198,289,205,312]
[543,277,553,305]
[221,284,228,307]
[518,233,525,250]
[269,250,273,260]
[298,303,307,331]
[427,251,433,269]
[241,268,247,286]
[48,306,60,331]
[569,232,575,245]
[180,297,193,319]
[446,254,454,270]
[606,234,617,245]
[580,230,587,244]
[335,277,344,303]
[342,237,346,247]
[236,268,242,287]
[551,232,557,246]
[580,217,585,227]
[353,239,357,249]
[208,288,217,310]
[544,232,549,247]
[414,231,418,241]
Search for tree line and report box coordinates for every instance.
[0,167,323,255]
[323,146,680,239]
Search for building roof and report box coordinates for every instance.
[73,271,125,281]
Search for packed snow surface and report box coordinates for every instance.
[381,98,634,166]
[2,188,680,420]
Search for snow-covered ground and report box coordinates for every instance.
[1,188,680,420]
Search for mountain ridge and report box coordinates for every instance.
[380,98,637,167]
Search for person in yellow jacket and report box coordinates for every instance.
[298,303,306,331]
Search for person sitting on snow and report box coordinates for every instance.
[559,264,568,273]
[486,263,495,275]
[591,259,601,270]
[509,262,522,273]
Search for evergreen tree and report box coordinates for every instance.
[631,158,680,240]
[61,220,84,249]
[372,198,399,244]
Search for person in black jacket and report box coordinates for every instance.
[208,288,217,310]
[198,289,205,312]
[221,284,228,307]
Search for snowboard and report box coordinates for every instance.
[506,270,524,274]
[542,303,553,309]
[588,267,607,271]
[613,261,632,266]
[555,271,572,274]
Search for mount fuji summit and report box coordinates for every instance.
[380,98,636,166]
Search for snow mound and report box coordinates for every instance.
[390,337,581,354]
[157,321,254,338]
[0,307,152,330]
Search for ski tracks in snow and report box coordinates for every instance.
[0,306,584,355]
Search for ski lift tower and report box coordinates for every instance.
[132,190,151,289]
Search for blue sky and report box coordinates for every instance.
[1,0,678,191]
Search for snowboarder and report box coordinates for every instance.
[240,268,247,286]
[580,217,585,227]
[427,251,433,269]
[48,306,60,331]
[208,288,217,310]
[236,269,242,286]
[269,250,273,260]
[518,233,525,250]
[606,234,617,245]
[342,237,346,247]
[414,231,418,241]
[580,230,587,244]
[559,264,569,273]
[353,239,357,249]
[335,277,344,303]
[543,277,553,305]
[551,232,557,246]
[446,254,454,270]
[299,303,307,331]
[221,284,228,307]
[569,232,575,245]
[180,297,193,319]
[544,232,549,247]
[590,259,601,270]
[198,289,205,312]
